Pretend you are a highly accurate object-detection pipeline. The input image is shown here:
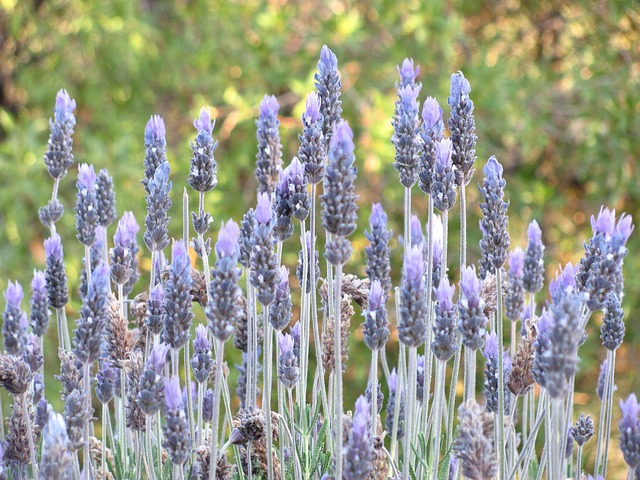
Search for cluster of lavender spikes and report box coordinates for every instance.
[0,46,636,480]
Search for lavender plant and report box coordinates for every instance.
[0,47,637,480]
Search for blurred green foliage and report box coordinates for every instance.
[0,0,639,472]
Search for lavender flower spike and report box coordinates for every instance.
[523,220,545,293]
[385,368,405,439]
[75,163,99,246]
[44,233,68,309]
[392,82,422,188]
[362,279,389,351]
[73,262,110,364]
[270,266,292,331]
[601,294,625,351]
[432,277,460,361]
[209,220,243,341]
[483,332,511,414]
[44,89,76,180]
[314,45,342,146]
[143,115,167,190]
[452,400,497,479]
[163,376,191,466]
[40,412,74,479]
[431,137,457,212]
[397,58,420,88]
[250,193,279,306]
[448,71,477,187]
[299,91,326,184]
[478,155,510,279]
[322,120,359,266]
[458,265,488,351]
[418,97,445,196]
[277,332,299,389]
[189,106,218,193]
[191,325,213,384]
[365,203,392,300]
[162,240,194,350]
[255,94,282,196]
[398,245,428,348]
[506,248,526,322]
[619,393,640,469]
[344,395,374,480]
[144,161,172,253]
[3,280,27,355]
[146,283,165,336]
[29,270,50,337]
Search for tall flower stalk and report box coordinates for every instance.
[321,120,358,478]
[479,155,510,478]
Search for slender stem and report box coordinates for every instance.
[460,183,467,269]
[298,225,309,408]
[287,389,302,480]
[197,383,204,448]
[198,192,212,300]
[333,263,344,479]
[275,339,286,476]
[146,415,156,480]
[404,346,417,478]
[23,393,38,479]
[102,223,110,269]
[83,364,93,480]
[446,345,461,449]
[496,268,506,480]
[421,195,435,439]
[430,360,446,480]
[576,445,583,480]
[85,245,92,288]
[601,350,616,478]
[209,338,224,480]
[263,306,274,480]
[102,403,107,480]
[390,289,404,462]
[508,390,546,480]
[370,349,379,438]
[184,342,195,456]
[510,319,517,357]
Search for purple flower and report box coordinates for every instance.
[290,322,301,349]
[397,58,419,86]
[114,211,139,248]
[368,280,384,311]
[460,266,482,300]
[422,97,444,132]
[4,281,23,308]
[615,212,634,244]
[278,332,294,355]
[389,368,398,393]
[194,324,211,352]
[319,44,338,71]
[330,120,355,158]
[590,206,616,236]
[435,277,455,312]
[31,271,46,295]
[448,71,471,108]
[215,220,240,259]
[147,343,171,374]
[527,220,542,245]
[44,233,63,260]
[484,155,503,179]
[145,115,166,145]
[405,245,425,284]
[620,394,640,430]
[165,376,182,410]
[509,248,525,277]
[172,240,190,272]
[194,106,213,134]
[370,203,387,230]
[260,94,279,118]
[435,138,453,168]
[77,163,97,191]
[55,89,76,121]
[344,395,373,479]
[549,262,577,300]
[484,332,499,359]
[304,92,322,124]
[255,192,272,225]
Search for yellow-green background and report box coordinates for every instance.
[0,0,638,475]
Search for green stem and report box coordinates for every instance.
[24,392,38,479]
[446,344,461,449]
[404,346,417,477]
[263,306,274,480]
[83,364,93,479]
[496,268,506,480]
[209,338,224,480]
[430,360,446,480]
[333,263,344,479]
[370,349,379,438]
